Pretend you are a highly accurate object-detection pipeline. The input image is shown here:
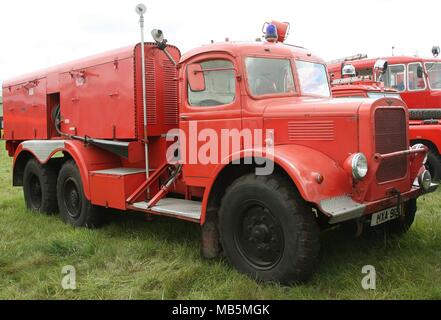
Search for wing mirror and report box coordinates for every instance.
[187,64,206,92]
[432,46,440,58]
[374,59,388,73]
[417,65,424,78]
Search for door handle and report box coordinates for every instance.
[180,115,190,120]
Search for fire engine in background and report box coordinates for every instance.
[1,9,435,284]
[328,49,441,180]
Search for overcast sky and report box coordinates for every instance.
[0,0,440,88]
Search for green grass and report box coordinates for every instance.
[0,140,440,300]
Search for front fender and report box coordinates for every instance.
[200,144,351,224]
[269,144,352,203]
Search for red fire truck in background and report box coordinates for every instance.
[328,49,441,180]
[1,15,435,284]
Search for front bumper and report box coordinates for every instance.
[320,181,438,225]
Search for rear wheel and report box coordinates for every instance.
[219,174,320,284]
[23,159,58,214]
[57,160,105,228]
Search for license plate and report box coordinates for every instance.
[370,207,401,227]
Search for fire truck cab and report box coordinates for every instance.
[328,51,441,113]
[2,21,436,284]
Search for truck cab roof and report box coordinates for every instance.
[180,41,322,64]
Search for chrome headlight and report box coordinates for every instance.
[351,153,368,180]
[411,144,428,164]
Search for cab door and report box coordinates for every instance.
[405,62,428,108]
[179,54,242,180]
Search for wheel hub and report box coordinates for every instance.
[251,224,271,243]
[235,204,284,270]
[64,178,81,219]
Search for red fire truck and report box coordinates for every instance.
[1,18,435,284]
[328,50,441,180]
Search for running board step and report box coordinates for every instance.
[132,198,202,221]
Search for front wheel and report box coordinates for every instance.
[57,160,105,228]
[219,174,320,285]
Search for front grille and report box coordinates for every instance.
[375,108,407,183]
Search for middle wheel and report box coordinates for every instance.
[57,160,105,228]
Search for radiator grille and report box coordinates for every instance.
[375,108,407,183]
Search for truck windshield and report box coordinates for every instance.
[245,57,295,96]
[426,62,441,90]
[295,61,331,97]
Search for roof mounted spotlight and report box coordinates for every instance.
[151,29,177,66]
[151,29,166,49]
[341,64,356,77]
[135,3,146,15]
[432,46,440,58]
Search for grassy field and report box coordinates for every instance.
[0,141,440,300]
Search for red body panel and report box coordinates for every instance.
[89,171,146,210]
[2,78,48,140]
[409,122,441,150]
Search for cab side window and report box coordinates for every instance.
[384,65,406,92]
[187,60,236,107]
[408,63,426,91]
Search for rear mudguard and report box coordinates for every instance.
[13,139,120,200]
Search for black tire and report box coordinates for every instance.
[219,174,320,285]
[385,199,417,235]
[23,158,58,214]
[57,160,105,228]
[425,150,441,182]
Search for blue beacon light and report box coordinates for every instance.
[265,24,278,42]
